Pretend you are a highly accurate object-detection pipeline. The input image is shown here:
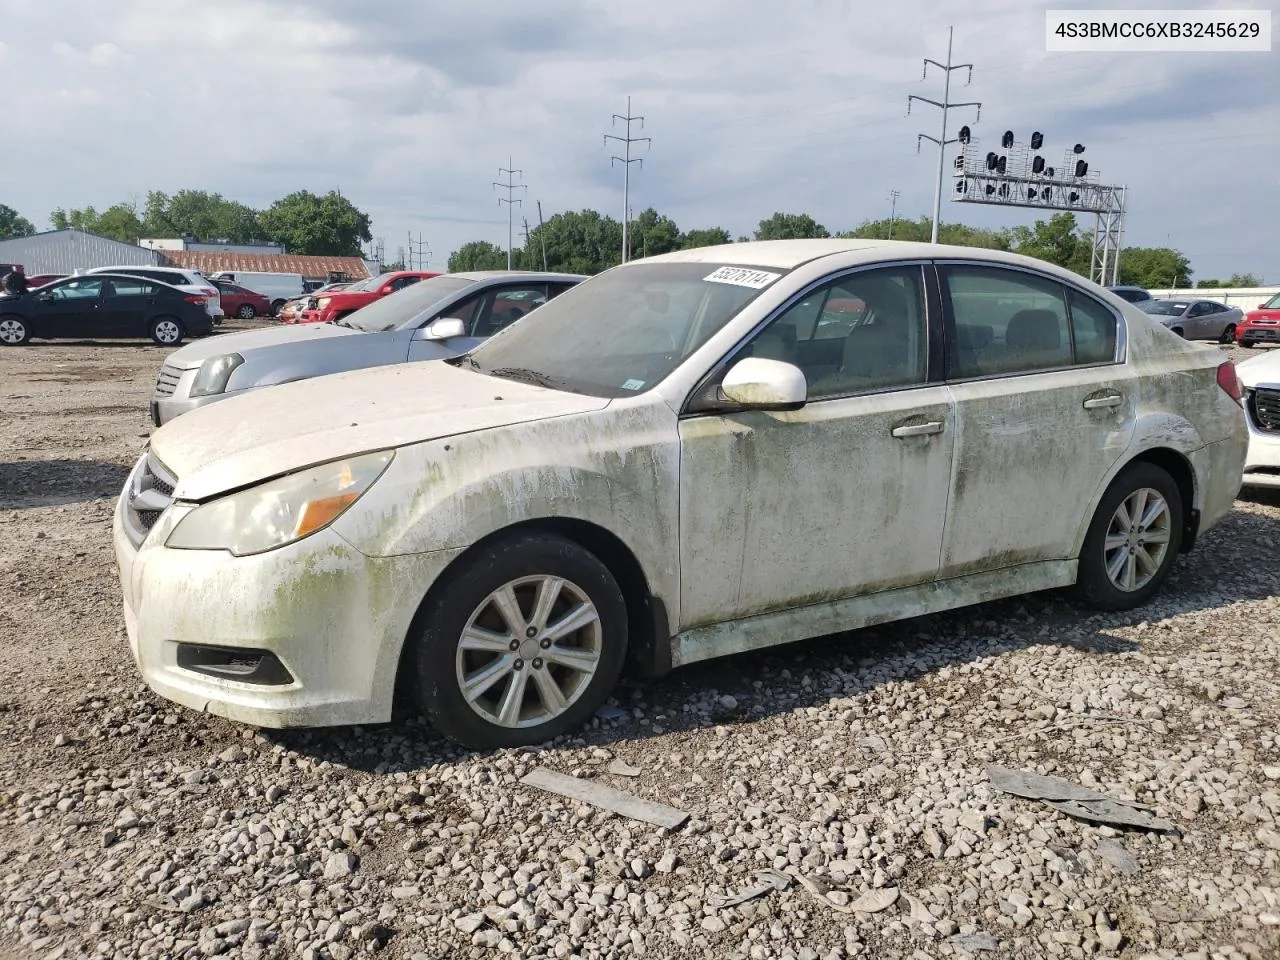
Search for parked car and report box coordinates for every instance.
[210,271,305,316]
[1236,292,1280,348]
[1135,298,1243,342]
[27,274,66,288]
[0,273,214,346]
[1237,350,1280,487]
[146,271,584,426]
[113,240,1247,748]
[278,282,350,323]
[84,265,222,320]
[288,271,442,324]
[214,280,272,320]
[1107,285,1152,303]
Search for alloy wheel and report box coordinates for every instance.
[154,320,181,344]
[1103,487,1172,592]
[0,318,26,344]
[455,575,602,729]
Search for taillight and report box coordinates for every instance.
[1216,360,1243,406]
[183,295,207,305]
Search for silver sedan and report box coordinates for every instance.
[1136,298,1244,343]
[148,271,585,426]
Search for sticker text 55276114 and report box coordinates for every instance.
[704,266,783,290]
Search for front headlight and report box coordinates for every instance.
[165,450,394,556]
[189,354,244,397]
[317,297,332,309]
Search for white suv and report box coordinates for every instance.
[85,265,222,319]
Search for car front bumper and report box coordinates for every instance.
[112,491,461,728]
[1242,388,1280,488]
[1239,323,1280,344]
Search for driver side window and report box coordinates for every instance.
[51,278,105,300]
[739,266,928,400]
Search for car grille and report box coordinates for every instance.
[121,452,179,548]
[154,364,182,397]
[1250,387,1280,434]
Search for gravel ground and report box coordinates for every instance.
[1,331,1278,960]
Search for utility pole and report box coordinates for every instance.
[493,157,526,270]
[908,26,981,244]
[520,216,532,260]
[536,201,548,272]
[604,96,650,263]
[408,232,430,270]
[887,190,901,240]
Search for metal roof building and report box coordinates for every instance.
[0,229,165,275]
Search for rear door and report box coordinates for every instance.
[938,261,1136,576]
[101,277,161,337]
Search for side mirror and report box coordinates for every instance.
[417,317,466,341]
[37,292,53,301]
[1260,304,1268,310]
[719,357,807,410]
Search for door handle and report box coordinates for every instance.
[891,420,945,438]
[1083,393,1123,410]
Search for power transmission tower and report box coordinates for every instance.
[908,26,981,244]
[493,157,526,270]
[887,190,901,240]
[604,96,650,263]
[408,232,430,270]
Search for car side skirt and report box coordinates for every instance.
[670,560,1076,668]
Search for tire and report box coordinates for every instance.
[0,315,31,346]
[409,531,628,749]
[236,303,257,320]
[1170,327,1185,338]
[1073,462,1183,612]
[270,299,286,316]
[149,317,185,347]
[1219,324,1236,344]
[1239,339,1255,349]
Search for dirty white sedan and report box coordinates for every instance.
[113,240,1247,748]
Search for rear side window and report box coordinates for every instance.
[1067,289,1118,364]
[110,278,159,297]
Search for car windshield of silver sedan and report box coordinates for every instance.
[456,262,787,397]
[340,275,477,332]
[1139,301,1190,316]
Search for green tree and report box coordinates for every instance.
[1229,272,1262,287]
[1115,247,1192,289]
[142,190,262,242]
[839,216,1010,249]
[678,227,732,250]
[1006,213,1091,276]
[630,208,681,259]
[1196,279,1222,289]
[448,240,516,272]
[51,205,101,232]
[92,203,145,243]
[754,212,830,240]
[523,209,624,274]
[259,190,372,256]
[0,204,36,239]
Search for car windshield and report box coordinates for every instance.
[1265,293,1280,309]
[1138,300,1189,316]
[341,275,478,332]
[459,262,787,397]
[338,277,378,294]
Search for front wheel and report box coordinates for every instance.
[0,315,31,346]
[1073,462,1183,611]
[271,299,286,316]
[149,317,185,347]
[1239,339,1255,349]
[409,532,628,749]
[1170,327,1185,338]
[1219,324,1236,344]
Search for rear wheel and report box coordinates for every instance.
[149,317,185,347]
[1074,462,1183,611]
[271,299,286,316]
[409,532,628,749]
[236,303,256,320]
[0,315,31,345]
[1219,324,1236,344]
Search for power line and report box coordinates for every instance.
[492,156,526,271]
[908,25,981,244]
[605,96,650,263]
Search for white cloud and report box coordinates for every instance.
[3,0,1276,280]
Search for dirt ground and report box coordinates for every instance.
[1,329,1277,960]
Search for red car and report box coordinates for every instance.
[1236,292,1280,348]
[288,271,441,324]
[214,281,272,320]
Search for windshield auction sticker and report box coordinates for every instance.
[703,266,783,289]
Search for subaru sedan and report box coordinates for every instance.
[113,240,1246,748]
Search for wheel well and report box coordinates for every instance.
[390,518,672,719]
[1129,447,1198,552]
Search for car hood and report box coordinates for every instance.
[163,321,359,368]
[151,361,611,500]
[1237,350,1280,389]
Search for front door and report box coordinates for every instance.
[677,263,955,628]
[937,262,1137,576]
[33,277,107,338]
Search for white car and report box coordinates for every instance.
[111,240,1247,748]
[1237,350,1280,488]
[85,265,222,320]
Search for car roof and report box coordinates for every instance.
[55,272,185,291]
[451,270,588,283]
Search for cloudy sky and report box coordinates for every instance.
[3,0,1276,282]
